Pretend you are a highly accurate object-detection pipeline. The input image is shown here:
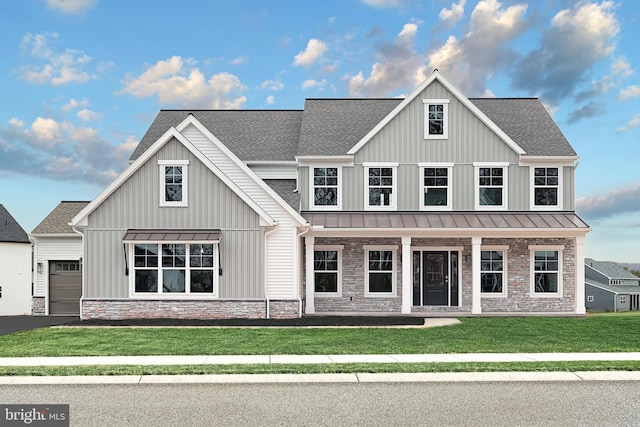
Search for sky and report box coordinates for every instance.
[0,0,639,262]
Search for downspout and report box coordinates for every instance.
[71,224,85,321]
[296,225,312,318]
[264,225,278,319]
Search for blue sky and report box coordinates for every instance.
[0,0,639,262]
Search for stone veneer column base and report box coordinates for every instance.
[81,299,300,320]
[32,297,46,316]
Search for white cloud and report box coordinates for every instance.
[266,95,275,105]
[119,56,248,109]
[612,57,632,78]
[619,85,640,101]
[260,79,284,91]
[62,98,89,111]
[76,108,102,121]
[46,0,96,14]
[360,0,401,8]
[230,56,248,65]
[617,113,640,132]
[577,182,640,220]
[439,0,466,27]
[293,39,328,67]
[302,79,328,90]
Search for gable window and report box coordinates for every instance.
[314,246,342,296]
[480,248,507,297]
[530,246,563,297]
[364,245,397,297]
[159,160,189,207]
[312,167,340,209]
[423,99,449,139]
[365,163,397,210]
[475,163,508,210]
[532,167,561,209]
[420,163,452,210]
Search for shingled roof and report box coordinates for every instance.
[0,204,29,243]
[32,201,90,235]
[586,258,640,281]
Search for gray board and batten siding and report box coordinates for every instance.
[84,137,265,299]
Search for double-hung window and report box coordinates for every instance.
[313,246,342,296]
[312,167,340,209]
[423,99,449,139]
[364,163,397,210]
[420,163,452,210]
[475,163,508,210]
[480,247,507,297]
[530,246,563,297]
[159,160,189,207]
[532,167,561,209]
[364,246,397,297]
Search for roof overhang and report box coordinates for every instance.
[519,156,579,167]
[123,229,221,243]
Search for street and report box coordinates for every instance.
[1,381,639,426]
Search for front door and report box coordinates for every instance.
[423,252,448,306]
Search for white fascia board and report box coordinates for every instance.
[71,126,277,228]
[30,233,80,238]
[296,156,354,166]
[175,115,308,227]
[519,156,579,166]
[347,70,526,156]
[307,227,590,239]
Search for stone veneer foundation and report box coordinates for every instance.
[31,296,46,316]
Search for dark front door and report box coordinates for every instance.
[423,252,448,306]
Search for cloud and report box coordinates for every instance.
[427,0,529,96]
[46,0,96,14]
[617,114,640,132]
[76,109,103,121]
[619,85,640,101]
[293,39,328,67]
[119,56,247,109]
[266,95,275,105]
[302,79,328,90]
[62,98,89,111]
[0,116,135,185]
[360,0,401,7]
[230,56,247,65]
[577,182,640,220]
[260,79,284,91]
[567,101,604,124]
[439,0,466,27]
[18,32,109,86]
[512,1,619,105]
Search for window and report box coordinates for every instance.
[132,242,217,296]
[423,99,449,139]
[365,164,397,210]
[532,167,560,209]
[530,246,562,296]
[475,164,508,210]
[481,248,506,296]
[312,167,340,209]
[587,295,594,302]
[313,246,342,295]
[620,295,627,305]
[365,246,397,296]
[420,164,452,210]
[159,160,189,207]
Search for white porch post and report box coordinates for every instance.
[401,236,412,314]
[575,235,586,315]
[305,235,315,314]
[471,236,482,315]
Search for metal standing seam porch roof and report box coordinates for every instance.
[122,229,221,242]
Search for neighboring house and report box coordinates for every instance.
[585,258,640,312]
[0,204,31,316]
[70,70,590,320]
[31,202,88,316]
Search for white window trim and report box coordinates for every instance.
[474,162,508,211]
[313,245,343,297]
[530,166,563,210]
[480,245,508,298]
[423,99,449,140]
[529,245,563,298]
[159,160,189,207]
[418,162,454,211]
[587,295,594,302]
[128,241,219,299]
[364,245,398,297]
[620,295,627,304]
[363,162,398,211]
[309,165,342,210]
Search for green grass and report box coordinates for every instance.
[0,315,639,358]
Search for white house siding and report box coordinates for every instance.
[0,242,31,315]
[181,124,301,300]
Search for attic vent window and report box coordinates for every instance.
[423,99,449,140]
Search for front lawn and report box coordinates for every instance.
[0,315,639,357]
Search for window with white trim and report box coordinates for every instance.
[480,248,507,296]
[531,247,562,296]
[132,242,218,296]
[365,246,397,296]
[312,167,340,209]
[159,160,188,207]
[420,164,452,210]
[423,99,449,139]
[587,295,594,302]
[532,167,560,209]
[313,246,342,296]
[620,295,627,305]
[365,164,397,209]
[475,164,507,210]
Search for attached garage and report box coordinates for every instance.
[49,261,82,315]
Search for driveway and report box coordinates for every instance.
[0,316,79,336]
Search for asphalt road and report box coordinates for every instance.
[1,381,639,426]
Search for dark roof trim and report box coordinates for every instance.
[123,229,221,242]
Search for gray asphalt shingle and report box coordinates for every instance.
[32,201,90,234]
[0,205,29,243]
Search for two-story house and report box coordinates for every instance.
[70,70,590,320]
[585,258,640,312]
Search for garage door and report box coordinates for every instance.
[49,261,82,315]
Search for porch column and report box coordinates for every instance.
[575,235,586,315]
[305,235,315,314]
[471,237,482,314]
[401,236,412,314]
